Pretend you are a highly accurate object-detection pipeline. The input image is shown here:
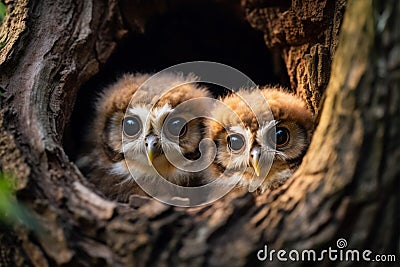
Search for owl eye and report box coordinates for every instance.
[165,117,187,137]
[227,134,245,152]
[268,127,290,148]
[122,116,142,137]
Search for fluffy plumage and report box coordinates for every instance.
[76,73,211,201]
[204,87,314,192]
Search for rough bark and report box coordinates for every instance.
[0,0,399,266]
[244,0,346,115]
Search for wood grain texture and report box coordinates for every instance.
[243,0,346,115]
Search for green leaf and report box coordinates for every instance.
[0,173,37,230]
[0,1,6,23]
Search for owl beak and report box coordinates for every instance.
[147,148,155,166]
[145,135,158,166]
[250,147,261,177]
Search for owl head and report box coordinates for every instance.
[205,87,314,192]
[79,72,211,200]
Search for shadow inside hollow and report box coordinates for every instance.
[65,0,288,161]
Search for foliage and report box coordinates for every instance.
[0,1,6,23]
[0,172,35,229]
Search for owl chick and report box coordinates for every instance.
[205,87,314,193]
[76,72,211,202]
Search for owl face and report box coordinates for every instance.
[78,73,211,200]
[206,88,313,191]
[114,99,206,183]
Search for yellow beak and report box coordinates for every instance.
[250,147,261,177]
[147,147,155,166]
[251,157,260,177]
[145,135,158,166]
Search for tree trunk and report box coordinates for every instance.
[0,0,399,266]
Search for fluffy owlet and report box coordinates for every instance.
[76,73,211,202]
[204,87,314,192]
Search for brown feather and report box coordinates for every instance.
[205,86,314,192]
[76,73,211,202]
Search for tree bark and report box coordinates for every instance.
[244,0,346,115]
[0,0,399,266]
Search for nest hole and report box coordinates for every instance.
[64,0,289,164]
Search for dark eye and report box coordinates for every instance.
[122,116,141,137]
[166,117,187,137]
[227,134,245,152]
[269,127,290,148]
